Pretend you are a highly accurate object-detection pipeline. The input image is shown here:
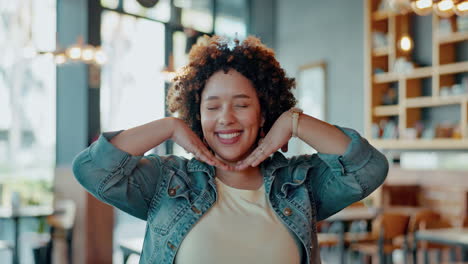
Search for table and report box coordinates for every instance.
[119,238,143,263]
[0,206,54,264]
[415,228,468,262]
[324,207,379,264]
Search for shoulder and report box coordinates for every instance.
[263,151,323,170]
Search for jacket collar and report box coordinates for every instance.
[186,151,289,177]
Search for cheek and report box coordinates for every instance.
[200,115,215,134]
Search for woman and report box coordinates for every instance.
[73,36,388,264]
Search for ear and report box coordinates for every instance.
[261,116,265,127]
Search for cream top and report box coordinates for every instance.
[174,177,300,264]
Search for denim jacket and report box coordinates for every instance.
[72,126,388,264]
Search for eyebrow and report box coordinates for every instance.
[204,94,251,101]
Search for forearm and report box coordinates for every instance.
[110,117,177,156]
[295,113,351,155]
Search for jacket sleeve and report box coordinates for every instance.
[72,130,172,220]
[305,126,388,221]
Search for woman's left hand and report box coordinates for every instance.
[234,111,292,170]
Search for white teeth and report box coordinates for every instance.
[217,132,241,139]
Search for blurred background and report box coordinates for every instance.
[1,0,468,263]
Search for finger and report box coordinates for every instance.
[235,145,268,170]
[198,147,231,170]
[250,145,270,167]
[198,148,219,167]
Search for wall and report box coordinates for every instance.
[55,0,89,263]
[250,0,276,49]
[276,0,365,133]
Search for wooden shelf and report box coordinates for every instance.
[374,105,399,116]
[370,139,468,149]
[406,95,468,108]
[439,31,468,44]
[365,1,468,150]
[439,61,468,75]
[374,66,433,83]
[372,10,391,21]
[373,46,389,56]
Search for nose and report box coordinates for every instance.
[219,106,235,126]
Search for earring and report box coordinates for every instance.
[258,127,265,145]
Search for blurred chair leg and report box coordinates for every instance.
[402,243,409,264]
[449,247,457,262]
[379,250,385,264]
[386,253,393,264]
[435,250,442,264]
[423,250,430,264]
[67,229,73,264]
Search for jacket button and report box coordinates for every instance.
[167,242,176,250]
[283,207,293,216]
[191,206,201,214]
[168,188,176,196]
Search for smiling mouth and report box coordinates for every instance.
[215,131,243,144]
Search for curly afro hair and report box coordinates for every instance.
[167,35,297,142]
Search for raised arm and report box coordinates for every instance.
[72,117,227,220]
[235,111,388,221]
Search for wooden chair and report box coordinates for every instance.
[349,212,410,264]
[317,233,339,247]
[316,221,339,248]
[417,218,454,264]
[393,209,441,263]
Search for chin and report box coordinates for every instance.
[215,150,249,163]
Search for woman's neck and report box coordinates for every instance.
[215,164,263,190]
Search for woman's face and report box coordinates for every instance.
[200,69,264,163]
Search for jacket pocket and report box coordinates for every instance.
[148,170,192,236]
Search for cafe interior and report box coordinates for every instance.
[1,0,468,263]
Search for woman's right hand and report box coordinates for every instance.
[171,118,231,170]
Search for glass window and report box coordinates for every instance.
[0,0,56,206]
[100,12,166,262]
[215,0,248,39]
[100,11,166,132]
[173,31,188,70]
[123,0,171,22]
[176,0,214,33]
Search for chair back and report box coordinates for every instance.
[418,218,453,249]
[419,218,452,230]
[372,212,410,240]
[408,209,441,233]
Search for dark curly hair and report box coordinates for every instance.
[167,35,297,142]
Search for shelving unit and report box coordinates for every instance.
[364,0,468,150]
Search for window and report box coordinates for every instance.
[100,11,166,132]
[215,0,248,39]
[0,0,56,207]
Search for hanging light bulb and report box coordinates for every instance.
[411,0,433,15]
[54,53,67,65]
[81,45,95,62]
[434,0,455,17]
[399,35,413,51]
[66,45,82,60]
[454,1,468,16]
[93,48,107,65]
